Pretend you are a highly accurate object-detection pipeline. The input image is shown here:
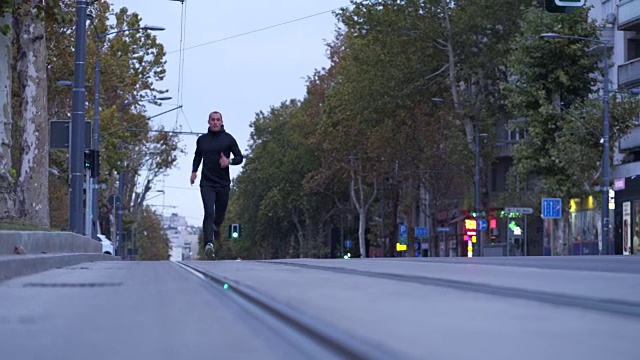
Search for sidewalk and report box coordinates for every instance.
[0,230,117,282]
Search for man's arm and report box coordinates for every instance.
[192,137,203,172]
[228,137,244,166]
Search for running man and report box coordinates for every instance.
[191,111,244,259]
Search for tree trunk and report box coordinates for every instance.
[441,0,474,150]
[15,7,49,226]
[291,210,305,258]
[0,13,14,219]
[350,167,377,258]
[358,210,367,257]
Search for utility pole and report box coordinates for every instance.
[475,124,484,257]
[601,44,611,255]
[117,141,124,257]
[381,175,385,257]
[69,0,88,234]
[91,42,101,239]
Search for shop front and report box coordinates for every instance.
[613,177,640,255]
[568,196,600,255]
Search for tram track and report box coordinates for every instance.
[175,261,408,360]
[260,260,640,318]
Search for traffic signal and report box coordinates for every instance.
[83,149,100,178]
[84,150,92,169]
[91,149,99,178]
[229,223,240,239]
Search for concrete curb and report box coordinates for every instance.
[0,253,118,282]
[0,231,101,255]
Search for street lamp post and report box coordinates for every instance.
[474,122,482,257]
[540,33,611,255]
[431,98,484,257]
[89,24,165,239]
[69,0,89,234]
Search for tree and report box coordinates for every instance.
[502,6,637,254]
[13,2,50,226]
[0,5,13,219]
[44,0,179,231]
[136,206,169,260]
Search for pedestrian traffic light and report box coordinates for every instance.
[83,149,100,178]
[229,223,240,239]
[84,150,92,169]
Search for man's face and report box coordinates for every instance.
[208,113,223,131]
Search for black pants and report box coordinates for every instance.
[200,185,230,246]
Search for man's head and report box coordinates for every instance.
[208,111,223,131]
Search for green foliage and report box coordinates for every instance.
[44,0,182,231]
[0,218,55,231]
[502,6,636,201]
[226,0,542,259]
[135,206,170,261]
[228,98,333,259]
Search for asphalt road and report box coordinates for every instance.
[0,261,328,360]
[375,255,640,274]
[1,256,639,360]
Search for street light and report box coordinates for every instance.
[540,32,611,255]
[431,98,485,256]
[69,0,166,236]
[88,23,165,238]
[69,0,90,235]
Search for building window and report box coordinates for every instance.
[628,39,640,62]
[491,163,498,192]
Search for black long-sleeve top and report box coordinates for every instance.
[192,126,244,187]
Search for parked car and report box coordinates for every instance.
[96,234,114,255]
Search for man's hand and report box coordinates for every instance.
[220,152,230,168]
[190,172,197,185]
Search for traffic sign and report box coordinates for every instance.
[436,227,451,233]
[344,240,352,249]
[505,207,533,215]
[545,0,584,13]
[414,226,428,238]
[413,242,420,250]
[478,219,488,231]
[108,194,121,207]
[554,0,584,5]
[398,224,408,245]
[49,120,92,149]
[541,198,562,219]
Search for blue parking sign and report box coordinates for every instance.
[541,198,562,219]
[398,224,408,245]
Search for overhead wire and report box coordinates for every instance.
[166,6,349,55]
[174,0,187,128]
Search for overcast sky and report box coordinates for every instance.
[106,0,350,226]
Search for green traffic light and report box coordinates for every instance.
[232,232,238,238]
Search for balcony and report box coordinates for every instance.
[618,0,640,32]
[495,140,518,158]
[620,126,640,151]
[599,26,615,46]
[618,58,640,90]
